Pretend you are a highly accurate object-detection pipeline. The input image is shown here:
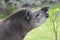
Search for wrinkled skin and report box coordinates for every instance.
[0,6,49,40]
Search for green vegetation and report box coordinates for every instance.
[0,5,16,19]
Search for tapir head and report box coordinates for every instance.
[25,6,49,27]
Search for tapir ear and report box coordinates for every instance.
[41,6,49,12]
[25,11,31,21]
[26,11,30,16]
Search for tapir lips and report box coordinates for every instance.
[45,12,49,18]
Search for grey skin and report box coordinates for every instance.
[0,6,49,40]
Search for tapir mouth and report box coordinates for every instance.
[45,13,49,18]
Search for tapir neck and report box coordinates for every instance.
[2,17,34,39]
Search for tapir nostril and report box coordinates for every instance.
[45,13,49,18]
[41,6,49,12]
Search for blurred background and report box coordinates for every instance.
[0,0,60,40]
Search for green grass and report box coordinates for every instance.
[24,3,60,40]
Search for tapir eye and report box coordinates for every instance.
[36,14,39,17]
